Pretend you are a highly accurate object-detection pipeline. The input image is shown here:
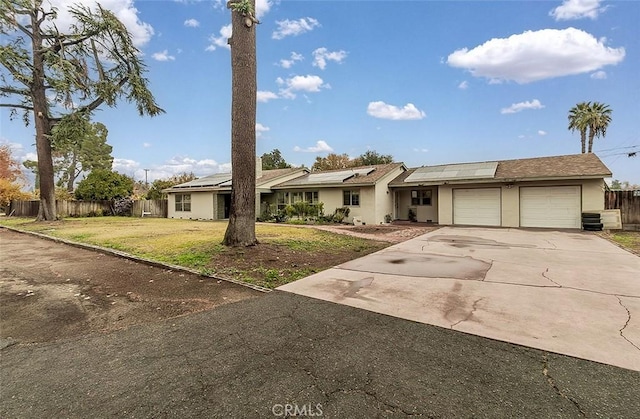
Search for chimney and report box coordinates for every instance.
[256,156,263,179]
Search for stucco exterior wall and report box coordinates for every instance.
[437,186,453,225]
[436,179,606,227]
[373,165,407,224]
[581,179,606,212]
[356,187,376,224]
[501,186,519,227]
[316,187,376,224]
[318,189,343,218]
[168,191,214,220]
[395,188,438,222]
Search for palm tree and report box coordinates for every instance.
[585,102,612,153]
[568,102,590,154]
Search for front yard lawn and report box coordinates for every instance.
[0,217,389,288]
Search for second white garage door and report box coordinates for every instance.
[520,186,581,228]
[453,188,501,226]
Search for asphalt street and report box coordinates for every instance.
[2,289,639,418]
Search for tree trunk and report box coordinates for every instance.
[66,155,79,192]
[581,130,586,154]
[587,128,595,153]
[31,11,56,221]
[223,1,258,247]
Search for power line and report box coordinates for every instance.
[594,144,639,153]
[599,151,639,158]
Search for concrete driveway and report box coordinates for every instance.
[279,227,640,371]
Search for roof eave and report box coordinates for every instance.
[275,181,377,189]
[390,174,610,187]
[164,186,231,193]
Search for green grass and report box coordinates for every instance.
[607,231,640,254]
[0,216,386,288]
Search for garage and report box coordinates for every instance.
[520,186,581,228]
[453,188,501,226]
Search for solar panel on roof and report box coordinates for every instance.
[405,162,498,182]
[305,167,375,184]
[174,173,232,188]
[280,167,376,186]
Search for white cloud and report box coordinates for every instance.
[0,139,25,154]
[413,148,429,153]
[279,75,328,99]
[312,48,348,70]
[501,99,545,114]
[206,24,232,51]
[591,70,607,79]
[367,101,426,120]
[184,18,200,28]
[111,155,235,182]
[113,158,140,173]
[272,18,320,40]
[256,123,270,138]
[204,2,273,52]
[458,81,469,90]
[210,0,270,19]
[447,28,625,84]
[40,0,154,47]
[143,142,152,148]
[538,130,548,136]
[158,156,230,180]
[255,0,273,20]
[294,140,333,153]
[550,0,607,21]
[257,91,279,103]
[152,50,175,61]
[279,52,303,69]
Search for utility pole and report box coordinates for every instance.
[144,169,149,187]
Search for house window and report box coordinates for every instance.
[276,192,289,211]
[411,190,432,206]
[343,190,360,206]
[283,191,318,207]
[175,194,191,212]
[304,191,319,204]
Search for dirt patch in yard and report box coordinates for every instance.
[1,224,435,345]
[1,228,261,345]
[309,223,439,243]
[205,224,439,288]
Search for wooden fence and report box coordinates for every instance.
[8,199,168,218]
[605,190,640,229]
[132,199,168,218]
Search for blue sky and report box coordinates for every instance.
[1,0,639,186]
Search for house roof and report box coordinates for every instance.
[163,167,306,193]
[274,163,406,188]
[256,167,308,185]
[390,154,611,186]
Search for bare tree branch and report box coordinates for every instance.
[76,76,128,114]
[0,85,30,95]
[14,21,34,40]
[0,60,31,88]
[0,103,33,111]
[49,32,100,54]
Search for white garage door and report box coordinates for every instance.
[453,188,501,226]
[520,186,581,228]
